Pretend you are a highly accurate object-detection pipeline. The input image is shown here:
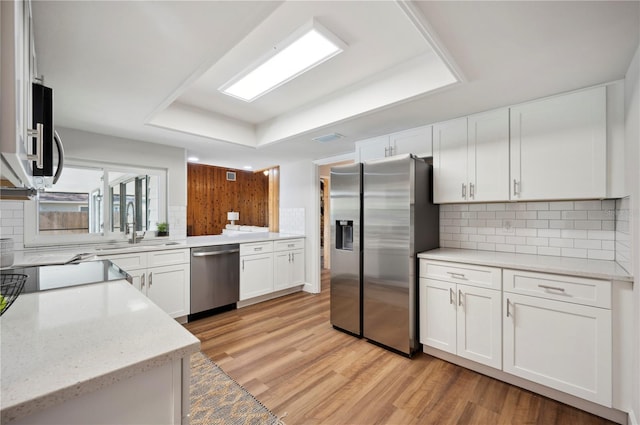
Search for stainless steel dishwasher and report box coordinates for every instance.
[189,244,239,321]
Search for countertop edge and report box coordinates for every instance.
[1,341,200,424]
[417,249,633,283]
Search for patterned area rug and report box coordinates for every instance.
[190,352,284,425]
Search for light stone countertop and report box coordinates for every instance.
[418,248,633,282]
[7,233,304,268]
[0,280,200,423]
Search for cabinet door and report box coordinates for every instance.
[468,109,509,202]
[357,136,390,162]
[510,86,606,200]
[419,278,456,354]
[240,253,274,300]
[273,251,291,290]
[456,285,502,368]
[503,293,612,406]
[391,126,432,158]
[146,264,190,318]
[290,249,305,286]
[433,117,468,203]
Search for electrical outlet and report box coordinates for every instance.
[503,219,515,234]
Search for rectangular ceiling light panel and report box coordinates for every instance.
[220,19,346,102]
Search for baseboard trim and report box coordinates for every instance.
[423,346,629,425]
[237,286,303,308]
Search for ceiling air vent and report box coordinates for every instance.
[312,133,344,143]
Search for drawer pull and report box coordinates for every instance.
[449,288,455,305]
[254,247,263,251]
[288,243,295,248]
[447,272,466,279]
[538,284,566,292]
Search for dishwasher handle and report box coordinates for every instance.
[192,249,240,257]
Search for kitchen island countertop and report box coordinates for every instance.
[0,280,200,423]
[418,248,633,282]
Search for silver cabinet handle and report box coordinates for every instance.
[242,259,245,270]
[52,130,65,184]
[384,146,389,157]
[254,247,263,251]
[469,182,474,199]
[141,273,145,289]
[27,123,44,169]
[148,272,152,287]
[506,298,511,317]
[513,179,519,196]
[449,287,455,305]
[538,284,566,292]
[458,289,463,306]
[287,244,295,248]
[461,183,466,199]
[447,271,466,279]
[288,253,291,262]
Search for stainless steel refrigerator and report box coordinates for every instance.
[330,155,439,356]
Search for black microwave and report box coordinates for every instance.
[32,82,64,182]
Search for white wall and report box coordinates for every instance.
[624,44,640,425]
[279,160,320,294]
[57,127,188,239]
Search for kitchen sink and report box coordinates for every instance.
[94,241,183,251]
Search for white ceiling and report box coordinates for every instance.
[31,1,639,170]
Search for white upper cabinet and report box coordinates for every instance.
[356,125,432,162]
[390,125,432,158]
[468,109,510,202]
[356,136,390,162]
[433,117,468,203]
[510,86,607,201]
[433,109,509,204]
[0,0,36,187]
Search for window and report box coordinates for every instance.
[25,162,167,247]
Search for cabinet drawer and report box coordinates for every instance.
[104,253,147,271]
[240,241,273,255]
[147,249,190,267]
[419,260,501,290]
[503,269,611,309]
[274,238,304,251]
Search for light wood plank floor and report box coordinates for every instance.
[185,270,615,425]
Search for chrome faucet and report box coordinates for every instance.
[125,202,144,244]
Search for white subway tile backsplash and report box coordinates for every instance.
[574,239,601,250]
[574,200,603,210]
[0,200,25,250]
[561,248,588,258]
[516,245,537,254]
[574,220,602,230]
[438,199,619,261]
[537,247,561,257]
[527,202,549,211]
[549,201,574,210]
[562,210,587,220]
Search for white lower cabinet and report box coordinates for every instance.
[503,270,612,406]
[274,239,305,291]
[102,248,190,319]
[419,259,615,409]
[240,241,274,300]
[419,260,502,369]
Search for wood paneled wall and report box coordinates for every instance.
[187,164,269,236]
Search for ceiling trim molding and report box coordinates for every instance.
[395,0,467,83]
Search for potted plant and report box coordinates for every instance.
[156,222,169,237]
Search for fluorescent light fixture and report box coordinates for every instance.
[220,19,346,102]
[187,156,199,162]
[312,132,344,143]
[243,165,253,170]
